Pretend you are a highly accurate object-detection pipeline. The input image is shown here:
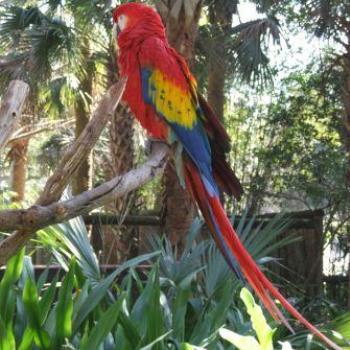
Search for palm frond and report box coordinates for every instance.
[65,0,112,27]
[0,5,47,49]
[25,19,81,79]
[147,218,209,287]
[38,75,79,118]
[232,211,297,264]
[202,211,295,298]
[231,16,281,87]
[41,77,67,116]
[0,6,82,84]
[202,242,236,297]
[36,218,101,281]
[195,16,281,88]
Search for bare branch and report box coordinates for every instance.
[0,78,127,265]
[0,143,168,264]
[37,78,127,206]
[0,80,30,150]
[7,119,75,144]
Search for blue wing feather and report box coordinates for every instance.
[141,67,218,196]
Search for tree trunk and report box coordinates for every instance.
[156,0,202,66]
[73,42,94,195]
[342,51,350,189]
[207,61,225,120]
[7,92,33,204]
[110,105,134,181]
[8,139,28,202]
[207,1,235,120]
[103,104,137,264]
[342,42,350,309]
[0,80,30,204]
[0,80,29,149]
[162,162,195,248]
[109,104,135,215]
[98,46,137,264]
[73,100,93,194]
[155,0,202,251]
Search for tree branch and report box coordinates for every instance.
[37,78,127,206]
[7,119,75,144]
[0,143,168,233]
[0,80,30,149]
[0,78,127,265]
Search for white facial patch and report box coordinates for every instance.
[117,14,127,31]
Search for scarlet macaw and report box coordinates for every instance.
[112,3,340,349]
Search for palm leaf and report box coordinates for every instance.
[0,5,46,48]
[26,19,80,79]
[38,77,70,116]
[36,216,100,281]
[231,17,281,87]
[147,219,209,287]
[232,211,297,264]
[196,15,281,88]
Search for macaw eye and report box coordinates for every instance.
[117,14,127,31]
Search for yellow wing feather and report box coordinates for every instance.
[149,69,197,128]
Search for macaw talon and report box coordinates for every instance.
[144,138,167,155]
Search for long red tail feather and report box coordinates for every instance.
[184,160,341,350]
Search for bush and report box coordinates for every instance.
[0,215,348,349]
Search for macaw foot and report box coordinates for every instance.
[144,137,167,155]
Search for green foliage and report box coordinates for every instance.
[277,0,347,41]
[0,0,111,113]
[231,210,296,263]
[23,277,51,349]
[1,214,349,349]
[261,69,344,204]
[0,249,165,349]
[78,295,125,350]
[240,288,276,349]
[0,248,25,350]
[220,288,350,350]
[195,1,281,89]
[224,63,348,248]
[230,17,281,87]
[220,287,277,350]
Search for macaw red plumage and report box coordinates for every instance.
[112,3,340,350]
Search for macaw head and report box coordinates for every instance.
[112,3,165,42]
